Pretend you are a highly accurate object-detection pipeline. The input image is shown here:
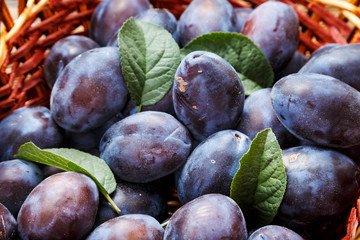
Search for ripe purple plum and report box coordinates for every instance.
[177,0,239,47]
[17,172,99,240]
[163,193,248,240]
[90,0,150,46]
[0,203,17,240]
[271,73,360,148]
[242,1,299,72]
[50,47,128,133]
[87,214,164,240]
[248,225,305,240]
[276,146,360,237]
[299,43,360,91]
[173,51,244,141]
[94,182,167,228]
[44,35,99,88]
[0,159,43,217]
[0,106,64,162]
[175,130,251,204]
[237,88,299,149]
[100,111,192,183]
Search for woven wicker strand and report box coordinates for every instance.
[0,0,100,120]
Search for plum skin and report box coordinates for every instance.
[90,0,150,46]
[163,193,248,240]
[236,88,299,149]
[242,1,299,72]
[173,51,245,141]
[0,202,17,240]
[50,47,129,133]
[94,182,167,228]
[299,44,360,91]
[0,159,44,217]
[177,0,239,47]
[271,72,360,148]
[248,225,305,240]
[276,146,360,229]
[87,214,164,240]
[175,130,251,204]
[100,111,192,183]
[0,106,64,162]
[17,172,99,240]
[44,35,99,88]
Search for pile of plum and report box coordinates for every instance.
[1,0,360,239]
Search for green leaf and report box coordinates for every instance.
[14,142,117,195]
[118,17,180,107]
[230,128,286,228]
[180,32,274,95]
[238,72,263,96]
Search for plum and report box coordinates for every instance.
[173,51,244,141]
[177,0,239,47]
[50,47,128,133]
[0,159,43,217]
[100,111,192,183]
[0,106,64,162]
[44,35,99,88]
[17,172,99,240]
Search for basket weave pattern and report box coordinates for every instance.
[1,0,360,238]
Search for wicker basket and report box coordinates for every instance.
[1,0,360,239]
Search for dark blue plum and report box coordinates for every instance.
[107,8,179,47]
[274,51,306,81]
[17,172,99,240]
[236,88,299,149]
[177,0,239,47]
[163,193,248,240]
[0,159,44,217]
[175,130,251,204]
[135,8,179,43]
[271,73,360,148]
[50,47,129,133]
[100,111,192,183]
[0,203,17,240]
[338,144,360,164]
[94,182,167,228]
[90,0,150,46]
[173,51,245,141]
[122,87,175,117]
[65,112,124,153]
[0,106,64,162]
[299,43,360,91]
[306,43,340,61]
[44,35,99,88]
[87,214,164,240]
[248,225,305,240]
[276,146,360,237]
[242,1,299,72]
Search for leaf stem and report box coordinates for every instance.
[100,188,121,214]
[137,104,142,113]
[161,220,169,228]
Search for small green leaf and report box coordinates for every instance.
[230,128,286,228]
[118,17,180,107]
[14,142,117,195]
[180,32,274,95]
[238,72,263,96]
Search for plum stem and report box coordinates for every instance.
[100,188,121,214]
[137,104,142,113]
[161,220,169,228]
